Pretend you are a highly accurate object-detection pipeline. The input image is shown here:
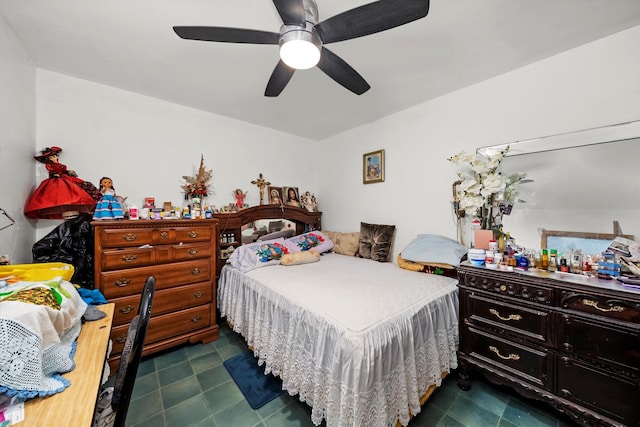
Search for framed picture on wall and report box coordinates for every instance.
[268,186,283,205]
[284,187,301,207]
[363,149,385,184]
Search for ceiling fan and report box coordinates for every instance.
[173,0,430,97]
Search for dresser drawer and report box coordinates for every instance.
[174,226,213,242]
[560,290,640,323]
[101,246,155,270]
[99,227,156,248]
[99,258,211,299]
[466,326,552,390]
[466,292,552,345]
[111,304,212,355]
[172,242,212,261]
[111,281,213,326]
[462,273,553,306]
[558,312,640,374]
[557,356,639,426]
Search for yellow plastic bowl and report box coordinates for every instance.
[0,262,75,282]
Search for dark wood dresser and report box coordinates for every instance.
[457,264,640,427]
[93,219,219,371]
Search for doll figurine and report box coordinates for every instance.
[24,146,101,220]
[301,191,314,212]
[93,177,125,220]
[233,188,247,209]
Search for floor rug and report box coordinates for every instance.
[223,351,284,410]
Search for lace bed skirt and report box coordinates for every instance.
[218,254,459,427]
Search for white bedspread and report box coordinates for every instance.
[218,253,459,427]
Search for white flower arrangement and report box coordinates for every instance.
[448,146,526,230]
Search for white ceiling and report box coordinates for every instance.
[2,0,640,141]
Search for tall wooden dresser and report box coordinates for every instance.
[93,219,219,370]
[457,264,640,427]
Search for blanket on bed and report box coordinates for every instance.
[218,253,459,427]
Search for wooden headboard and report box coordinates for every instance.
[214,205,322,278]
[216,205,321,235]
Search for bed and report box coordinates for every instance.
[218,245,459,426]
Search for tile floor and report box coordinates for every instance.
[123,322,577,427]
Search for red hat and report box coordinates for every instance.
[34,146,62,163]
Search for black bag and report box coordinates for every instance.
[32,213,95,289]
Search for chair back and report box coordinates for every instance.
[111,275,155,427]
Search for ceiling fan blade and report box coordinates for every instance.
[316,0,429,44]
[316,48,370,95]
[273,0,306,26]
[173,26,280,44]
[265,61,296,97]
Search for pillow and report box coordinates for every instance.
[400,234,467,267]
[397,254,459,278]
[358,222,395,262]
[281,250,321,266]
[268,220,284,233]
[286,231,334,253]
[257,228,296,241]
[228,238,291,273]
[324,231,360,256]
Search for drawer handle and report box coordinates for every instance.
[115,278,131,287]
[188,248,199,255]
[122,254,138,263]
[191,267,201,275]
[188,231,199,238]
[191,315,202,323]
[160,231,169,240]
[122,233,137,242]
[489,308,522,322]
[582,299,624,313]
[489,345,520,361]
[194,291,204,298]
[119,305,135,314]
[499,285,507,292]
[115,334,127,344]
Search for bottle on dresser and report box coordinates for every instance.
[548,249,558,272]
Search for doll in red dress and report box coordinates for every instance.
[24,146,101,219]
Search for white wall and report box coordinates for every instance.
[319,25,640,257]
[3,15,640,263]
[34,71,317,239]
[0,13,36,264]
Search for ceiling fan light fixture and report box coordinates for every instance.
[279,25,322,70]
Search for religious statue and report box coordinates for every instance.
[250,173,271,205]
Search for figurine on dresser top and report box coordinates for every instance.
[24,146,101,220]
[93,177,126,220]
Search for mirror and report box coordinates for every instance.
[540,229,634,256]
[240,219,296,244]
[478,119,640,157]
[478,119,640,250]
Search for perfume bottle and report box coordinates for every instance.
[548,249,558,272]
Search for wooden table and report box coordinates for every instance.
[22,303,115,426]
